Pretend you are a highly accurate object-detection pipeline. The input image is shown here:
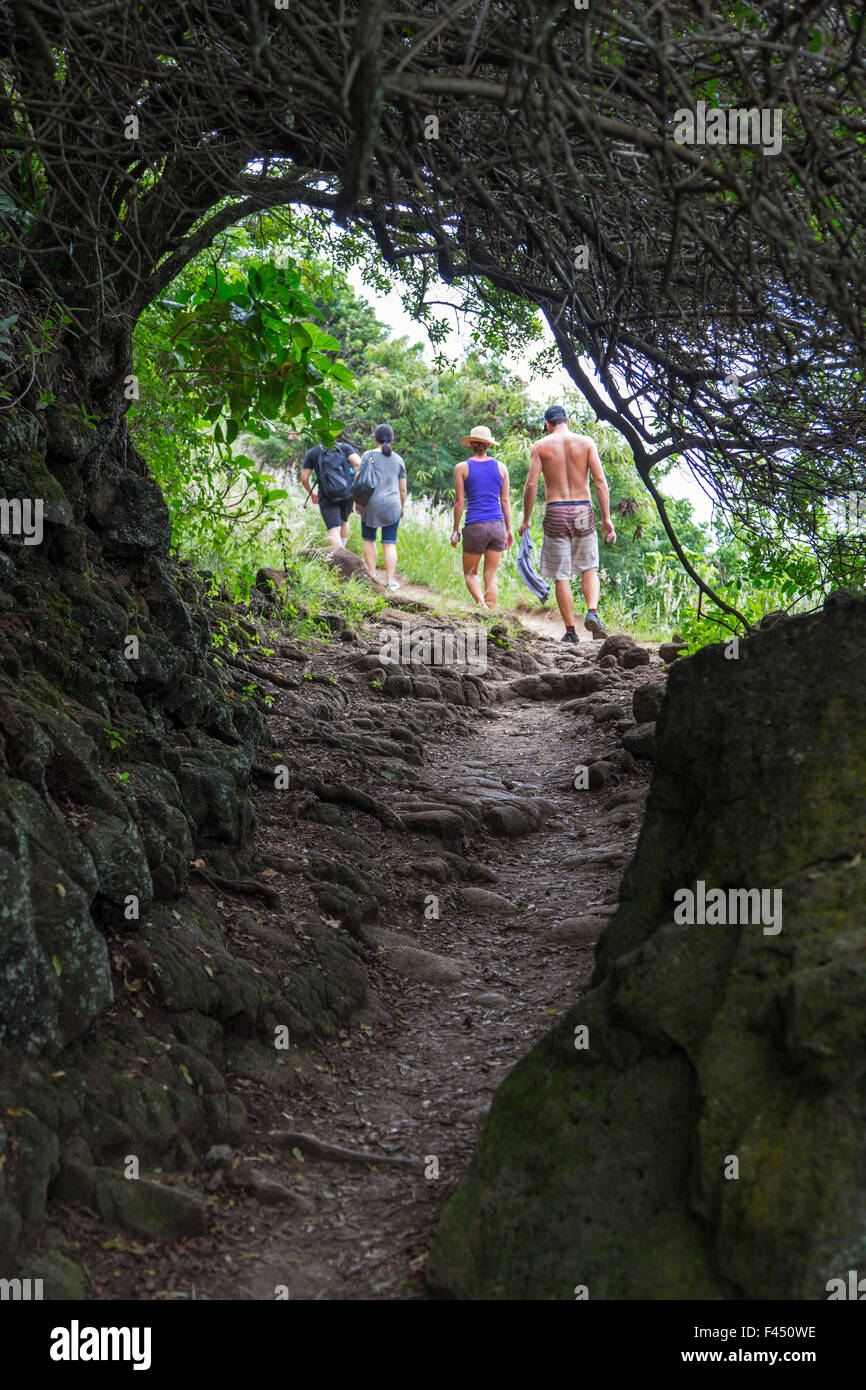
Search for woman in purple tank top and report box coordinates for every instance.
[450,425,514,610]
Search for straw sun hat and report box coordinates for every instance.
[460,424,499,449]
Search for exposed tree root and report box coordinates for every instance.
[268,1131,419,1168]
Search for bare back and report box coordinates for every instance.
[531,429,596,502]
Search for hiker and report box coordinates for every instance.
[450,425,513,610]
[354,423,407,591]
[518,405,617,642]
[300,437,362,548]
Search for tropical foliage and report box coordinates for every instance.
[130,219,863,643]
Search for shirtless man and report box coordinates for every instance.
[518,404,617,642]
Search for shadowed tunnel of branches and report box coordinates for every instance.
[1,0,865,622]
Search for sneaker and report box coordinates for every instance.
[385,579,401,591]
[560,629,580,644]
[584,609,608,640]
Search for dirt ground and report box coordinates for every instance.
[46,595,657,1301]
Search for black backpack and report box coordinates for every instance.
[352,451,379,506]
[315,444,353,502]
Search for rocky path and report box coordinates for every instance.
[46,596,660,1301]
[207,693,648,1300]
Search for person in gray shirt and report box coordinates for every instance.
[355,423,407,590]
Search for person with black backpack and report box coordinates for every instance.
[353,423,407,591]
[300,437,362,547]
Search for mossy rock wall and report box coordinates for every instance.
[427,593,866,1299]
[0,408,370,1271]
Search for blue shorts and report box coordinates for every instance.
[362,521,399,543]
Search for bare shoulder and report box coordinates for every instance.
[454,459,468,475]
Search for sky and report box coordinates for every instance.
[345,264,715,527]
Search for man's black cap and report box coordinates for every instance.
[544,404,568,423]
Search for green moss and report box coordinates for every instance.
[26,1249,88,1300]
[0,448,68,503]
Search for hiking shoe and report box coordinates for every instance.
[584,609,608,640]
[560,629,580,644]
[384,579,401,591]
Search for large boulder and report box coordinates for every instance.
[427,595,866,1300]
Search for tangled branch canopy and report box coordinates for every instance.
[1,0,864,569]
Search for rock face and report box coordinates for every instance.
[0,409,372,1271]
[427,596,866,1300]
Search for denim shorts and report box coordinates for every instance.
[362,520,399,543]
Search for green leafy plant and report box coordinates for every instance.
[159,257,355,448]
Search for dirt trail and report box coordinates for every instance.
[211,694,645,1300]
[51,592,656,1301]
